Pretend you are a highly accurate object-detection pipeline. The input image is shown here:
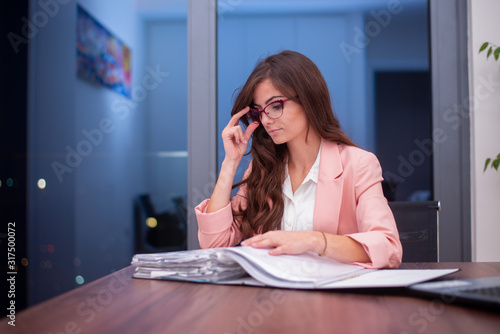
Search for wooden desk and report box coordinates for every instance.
[2,263,500,334]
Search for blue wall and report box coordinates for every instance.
[215,2,428,176]
[139,1,428,201]
[144,19,187,214]
[217,12,368,169]
[29,0,145,303]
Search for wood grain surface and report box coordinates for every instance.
[2,262,500,334]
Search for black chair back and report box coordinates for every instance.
[389,201,440,262]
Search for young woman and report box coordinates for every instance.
[195,50,402,269]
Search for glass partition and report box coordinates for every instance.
[217,0,430,201]
[138,4,188,252]
[26,0,189,306]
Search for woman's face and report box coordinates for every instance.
[252,79,309,146]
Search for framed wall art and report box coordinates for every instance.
[76,5,131,98]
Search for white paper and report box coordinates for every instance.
[318,269,459,289]
[132,246,458,289]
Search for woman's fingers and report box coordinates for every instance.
[241,231,313,256]
[223,125,241,141]
[268,246,285,256]
[243,235,287,255]
[244,121,260,141]
[223,106,260,145]
[250,239,273,248]
[241,234,267,246]
[242,232,277,247]
[228,106,250,127]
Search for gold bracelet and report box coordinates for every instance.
[319,232,327,256]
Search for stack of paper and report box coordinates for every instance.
[132,248,247,282]
[131,246,459,289]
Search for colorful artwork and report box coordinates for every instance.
[76,5,131,98]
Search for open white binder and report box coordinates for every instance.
[131,246,458,289]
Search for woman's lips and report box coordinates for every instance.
[267,128,281,136]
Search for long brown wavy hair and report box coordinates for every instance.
[231,50,356,239]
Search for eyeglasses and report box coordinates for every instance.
[246,99,290,123]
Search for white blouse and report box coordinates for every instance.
[281,146,321,231]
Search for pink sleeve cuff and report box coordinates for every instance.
[195,199,234,234]
[347,232,402,269]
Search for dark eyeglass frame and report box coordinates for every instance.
[247,98,291,123]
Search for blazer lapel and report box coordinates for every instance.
[313,139,344,234]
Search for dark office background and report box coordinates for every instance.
[1,1,30,314]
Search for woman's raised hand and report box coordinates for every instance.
[206,107,259,213]
[221,107,259,164]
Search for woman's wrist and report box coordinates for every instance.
[309,231,327,255]
[206,160,239,213]
[221,158,240,174]
[318,232,328,256]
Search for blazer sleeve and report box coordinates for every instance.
[195,166,251,248]
[345,152,403,269]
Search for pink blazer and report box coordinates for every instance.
[195,139,403,269]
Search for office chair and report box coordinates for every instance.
[134,194,187,253]
[388,201,440,262]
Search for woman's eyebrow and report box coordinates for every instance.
[254,95,286,108]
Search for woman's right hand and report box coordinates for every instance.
[221,107,260,164]
[206,107,259,213]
